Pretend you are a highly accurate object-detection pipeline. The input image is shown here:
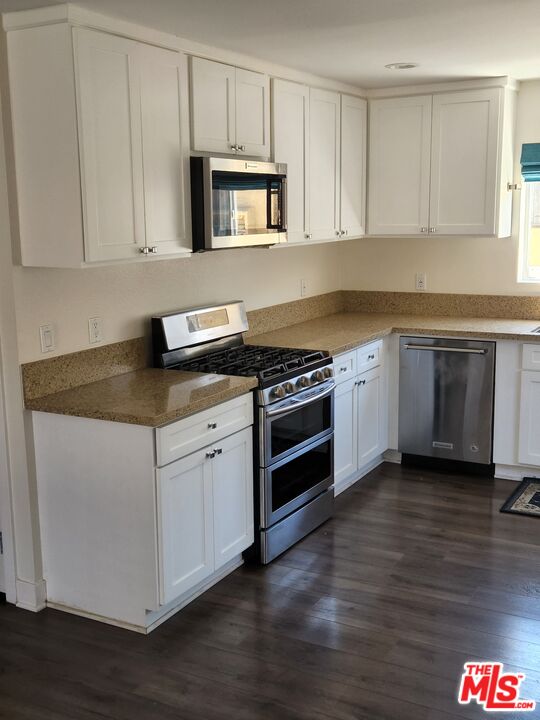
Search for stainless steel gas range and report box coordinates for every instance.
[152,301,335,564]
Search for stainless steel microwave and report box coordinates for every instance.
[190,157,287,250]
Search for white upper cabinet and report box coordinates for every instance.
[6,24,191,266]
[75,29,145,262]
[340,94,367,238]
[191,57,270,157]
[190,57,235,154]
[139,43,191,256]
[429,89,500,235]
[272,79,310,243]
[368,86,514,237]
[309,88,341,242]
[368,95,432,235]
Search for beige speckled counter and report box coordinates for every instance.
[247,312,540,356]
[25,368,258,427]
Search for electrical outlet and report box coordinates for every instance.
[415,272,427,292]
[88,317,103,344]
[39,324,56,353]
[300,279,307,297]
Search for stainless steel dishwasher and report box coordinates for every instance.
[398,337,495,465]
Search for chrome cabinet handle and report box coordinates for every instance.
[206,451,216,459]
[208,422,217,430]
[230,144,239,151]
[339,366,348,373]
[140,247,150,254]
[355,379,366,386]
[429,227,437,233]
[238,145,246,151]
[305,233,313,239]
[367,354,375,360]
[214,448,223,455]
[150,246,158,254]
[420,227,428,233]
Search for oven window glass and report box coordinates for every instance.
[212,172,284,237]
[271,439,332,512]
[270,394,332,460]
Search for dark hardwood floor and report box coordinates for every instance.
[1,462,539,720]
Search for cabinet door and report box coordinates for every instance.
[518,371,540,466]
[212,428,254,569]
[236,68,270,158]
[309,88,341,242]
[430,89,500,235]
[190,57,236,154]
[340,95,367,238]
[334,377,358,491]
[357,367,386,468]
[157,449,214,605]
[139,45,191,256]
[272,79,309,243]
[368,96,432,235]
[74,28,145,261]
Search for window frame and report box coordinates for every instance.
[518,181,540,283]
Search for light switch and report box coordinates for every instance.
[39,324,56,353]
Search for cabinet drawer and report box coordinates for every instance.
[333,351,357,384]
[156,393,253,467]
[522,344,540,371]
[357,340,382,373]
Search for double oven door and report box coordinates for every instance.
[259,379,334,528]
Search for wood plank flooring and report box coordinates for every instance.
[1,462,539,719]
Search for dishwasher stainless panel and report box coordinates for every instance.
[398,337,495,464]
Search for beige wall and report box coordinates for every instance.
[12,80,540,363]
[341,79,540,297]
[14,243,342,363]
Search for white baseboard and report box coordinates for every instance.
[335,454,385,496]
[495,464,540,482]
[383,449,401,464]
[16,578,47,612]
[48,555,244,633]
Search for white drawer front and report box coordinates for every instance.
[156,393,253,467]
[522,344,540,371]
[333,350,357,385]
[357,340,382,373]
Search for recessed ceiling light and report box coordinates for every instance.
[385,62,419,70]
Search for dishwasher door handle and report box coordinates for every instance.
[403,344,487,355]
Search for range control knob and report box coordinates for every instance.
[311,370,324,383]
[323,367,334,379]
[270,385,286,400]
[283,382,295,395]
[296,376,310,390]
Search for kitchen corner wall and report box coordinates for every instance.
[13,243,342,363]
[341,79,540,298]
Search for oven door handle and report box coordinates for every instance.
[265,381,335,418]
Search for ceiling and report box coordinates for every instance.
[1,0,540,88]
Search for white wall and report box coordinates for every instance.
[14,243,342,363]
[0,84,43,606]
[341,80,540,296]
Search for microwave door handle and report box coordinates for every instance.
[280,178,287,231]
[265,381,335,418]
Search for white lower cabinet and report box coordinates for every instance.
[356,367,385,467]
[158,426,253,605]
[334,378,358,486]
[32,394,254,632]
[158,447,214,605]
[492,341,540,477]
[333,341,388,494]
[518,371,540,467]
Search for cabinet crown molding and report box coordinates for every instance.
[367,76,519,99]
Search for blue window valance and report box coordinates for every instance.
[521,143,540,182]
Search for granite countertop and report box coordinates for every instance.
[25,368,258,427]
[246,312,540,355]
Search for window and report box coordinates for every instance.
[519,181,540,282]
